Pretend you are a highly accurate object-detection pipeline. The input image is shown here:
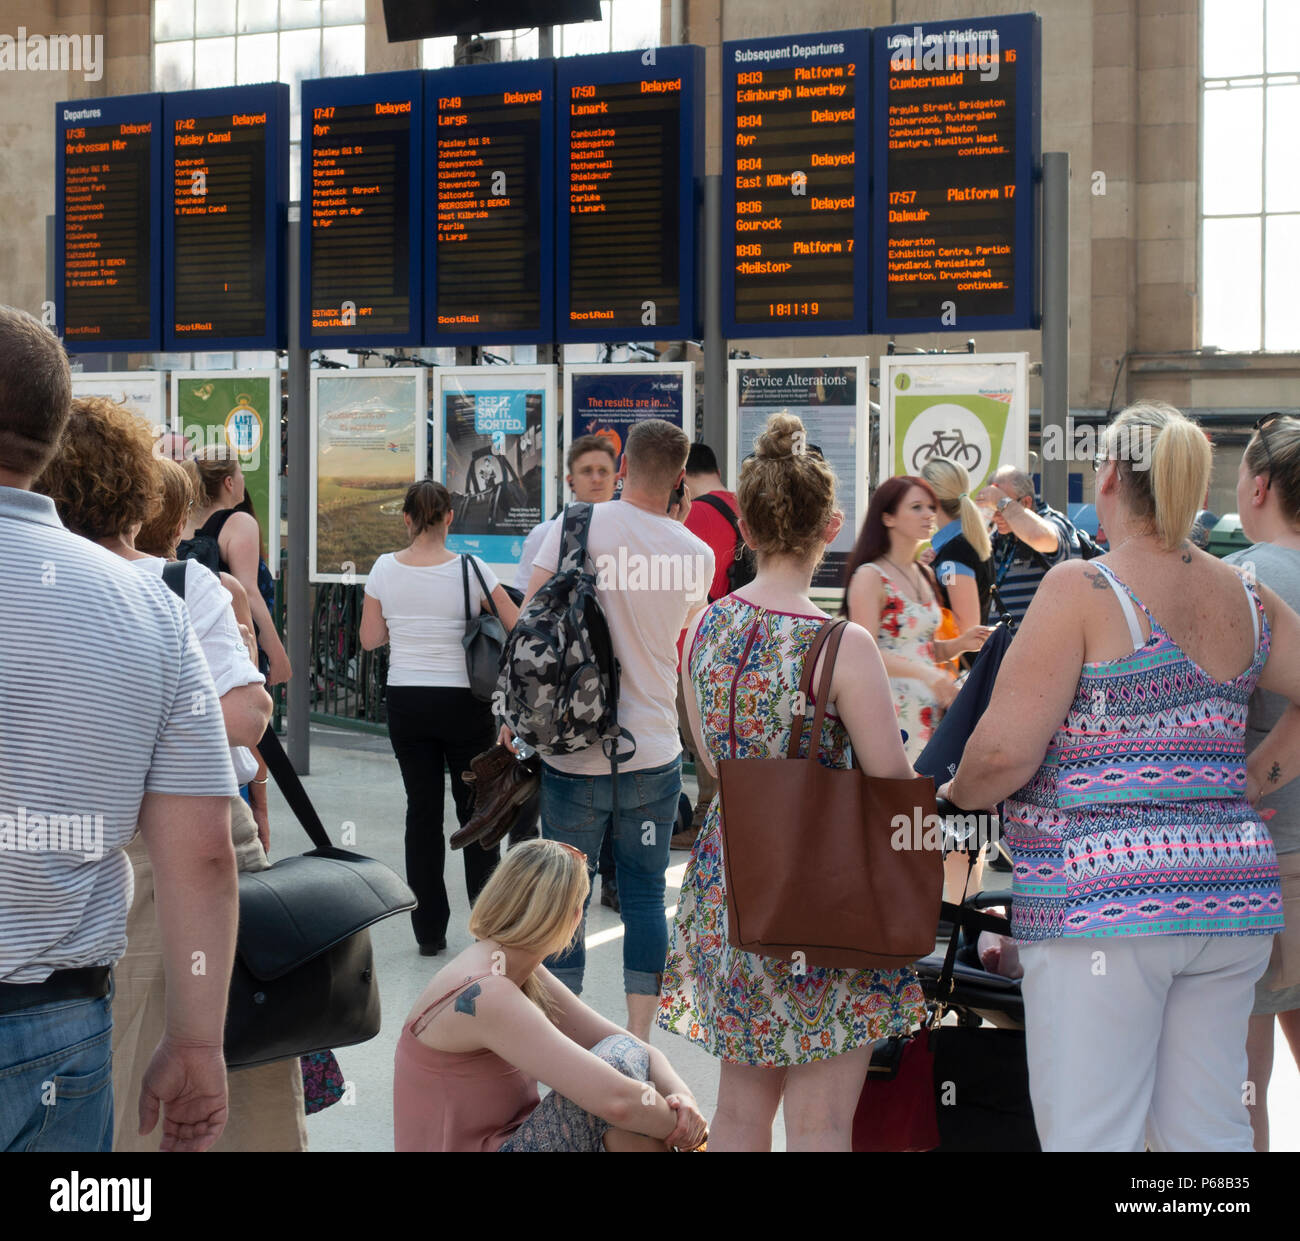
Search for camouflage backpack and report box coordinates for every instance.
[497,502,636,768]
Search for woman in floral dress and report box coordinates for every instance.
[843,475,990,760]
[658,413,926,1152]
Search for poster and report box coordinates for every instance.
[70,371,167,436]
[309,369,427,583]
[879,354,1030,496]
[727,358,867,593]
[433,366,557,579]
[170,371,280,576]
[564,364,693,481]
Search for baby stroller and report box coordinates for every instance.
[852,812,1040,1151]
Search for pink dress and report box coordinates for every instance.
[393,973,540,1152]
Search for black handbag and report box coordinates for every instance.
[461,554,507,703]
[226,729,417,1069]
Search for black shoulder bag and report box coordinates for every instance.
[160,561,417,1069]
[462,554,507,703]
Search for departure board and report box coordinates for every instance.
[426,60,554,344]
[56,93,162,352]
[164,84,288,350]
[722,32,869,337]
[872,13,1041,333]
[556,46,703,344]
[302,71,423,348]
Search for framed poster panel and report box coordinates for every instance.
[432,365,558,581]
[309,367,427,583]
[563,362,693,486]
[70,371,167,436]
[170,370,281,576]
[878,352,1029,497]
[727,357,867,593]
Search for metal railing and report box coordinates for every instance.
[270,554,389,735]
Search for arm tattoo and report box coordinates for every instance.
[1083,569,1109,590]
[454,983,482,1017]
[1181,542,1193,564]
[1268,762,1282,785]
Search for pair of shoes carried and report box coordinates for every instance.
[418,937,447,957]
[452,744,542,852]
[599,877,620,912]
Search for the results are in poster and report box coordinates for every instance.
[434,366,557,579]
[310,369,427,583]
[171,370,280,575]
[564,364,693,477]
[879,354,1029,496]
[728,358,867,593]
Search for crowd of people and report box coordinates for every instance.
[3,301,1300,1154]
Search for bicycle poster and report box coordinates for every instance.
[879,354,1030,496]
[433,366,558,581]
[564,363,693,492]
[171,370,280,576]
[309,368,427,584]
[727,357,867,594]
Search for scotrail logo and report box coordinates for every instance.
[1,29,103,83]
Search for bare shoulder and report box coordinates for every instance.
[223,510,259,541]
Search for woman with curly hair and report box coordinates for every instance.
[35,397,304,1152]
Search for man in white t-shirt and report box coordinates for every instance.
[512,433,618,593]
[518,420,713,1041]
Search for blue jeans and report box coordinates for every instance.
[541,755,682,996]
[0,991,114,1152]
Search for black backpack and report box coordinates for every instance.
[176,530,223,574]
[693,493,756,601]
[497,502,634,769]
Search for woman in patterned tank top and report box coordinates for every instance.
[940,401,1300,1153]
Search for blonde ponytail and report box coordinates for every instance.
[920,456,991,561]
[1106,401,1211,551]
[1151,417,1211,550]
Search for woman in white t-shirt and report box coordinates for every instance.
[361,480,519,955]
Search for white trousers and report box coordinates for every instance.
[1019,935,1272,1152]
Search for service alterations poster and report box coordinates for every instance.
[879,354,1029,496]
[727,358,866,593]
[433,366,557,579]
[309,369,426,583]
[564,364,693,480]
[171,371,280,574]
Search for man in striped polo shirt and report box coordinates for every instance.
[981,465,1079,627]
[0,306,239,1152]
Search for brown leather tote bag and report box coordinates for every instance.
[716,618,943,971]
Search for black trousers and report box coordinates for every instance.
[386,685,499,945]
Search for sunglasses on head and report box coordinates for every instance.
[1252,413,1295,488]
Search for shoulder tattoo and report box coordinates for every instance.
[1083,569,1110,590]
[454,983,482,1017]
[1181,542,1193,564]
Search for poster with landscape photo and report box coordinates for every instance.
[310,369,427,583]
